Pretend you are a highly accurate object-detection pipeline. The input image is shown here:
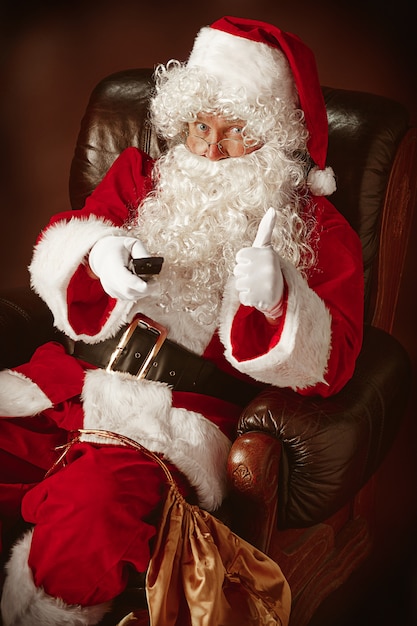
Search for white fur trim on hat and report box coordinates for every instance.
[219,258,332,390]
[307,165,337,196]
[187,26,298,107]
[81,369,231,510]
[0,370,52,417]
[1,529,111,626]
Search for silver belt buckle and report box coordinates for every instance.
[105,314,168,379]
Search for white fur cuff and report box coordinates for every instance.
[220,260,332,390]
[0,370,52,417]
[29,214,133,342]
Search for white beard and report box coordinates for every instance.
[129,143,308,351]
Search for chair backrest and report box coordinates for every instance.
[69,69,164,209]
[69,69,417,331]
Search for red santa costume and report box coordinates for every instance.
[0,16,363,626]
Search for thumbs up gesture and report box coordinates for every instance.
[234,208,284,319]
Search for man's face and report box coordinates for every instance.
[186,113,260,161]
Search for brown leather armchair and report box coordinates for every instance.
[0,69,416,626]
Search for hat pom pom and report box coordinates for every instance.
[307,165,337,196]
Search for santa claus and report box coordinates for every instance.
[0,16,363,626]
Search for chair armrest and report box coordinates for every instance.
[227,431,281,552]
[0,287,59,369]
[229,325,411,530]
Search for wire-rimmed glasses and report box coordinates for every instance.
[186,134,257,158]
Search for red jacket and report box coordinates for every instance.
[8,146,363,509]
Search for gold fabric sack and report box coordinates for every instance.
[146,480,291,625]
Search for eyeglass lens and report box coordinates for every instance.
[187,135,246,157]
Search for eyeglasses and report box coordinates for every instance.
[186,134,255,158]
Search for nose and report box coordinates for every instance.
[206,142,224,161]
[204,129,226,161]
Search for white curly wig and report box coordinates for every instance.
[150,60,308,153]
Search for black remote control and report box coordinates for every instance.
[132,257,164,281]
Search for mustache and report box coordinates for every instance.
[161,143,265,184]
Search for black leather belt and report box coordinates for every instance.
[71,314,261,407]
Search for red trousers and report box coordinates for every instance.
[0,414,66,554]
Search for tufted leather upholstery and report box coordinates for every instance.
[322,87,409,322]
[69,69,166,211]
[236,325,410,528]
[0,69,416,625]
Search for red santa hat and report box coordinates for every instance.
[187,16,336,196]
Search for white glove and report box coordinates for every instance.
[89,236,153,300]
[234,207,284,318]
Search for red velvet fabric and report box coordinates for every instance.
[24,443,194,606]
